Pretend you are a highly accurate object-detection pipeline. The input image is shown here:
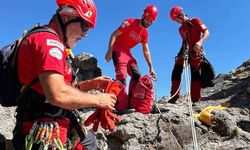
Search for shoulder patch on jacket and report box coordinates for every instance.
[121,20,130,28]
[47,39,64,51]
[49,48,63,60]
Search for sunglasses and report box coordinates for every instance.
[67,17,90,33]
[78,18,90,33]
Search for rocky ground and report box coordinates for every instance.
[0,55,249,150]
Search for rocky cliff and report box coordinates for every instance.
[0,54,249,150]
[100,59,249,150]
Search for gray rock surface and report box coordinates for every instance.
[72,52,102,81]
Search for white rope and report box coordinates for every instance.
[167,76,182,101]
[183,56,199,150]
[153,82,160,101]
[176,62,189,106]
[163,61,186,104]
[166,63,188,106]
[153,54,199,149]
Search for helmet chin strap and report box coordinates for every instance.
[56,9,71,48]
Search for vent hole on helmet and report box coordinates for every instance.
[83,0,91,8]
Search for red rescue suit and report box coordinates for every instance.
[171,18,208,102]
[112,18,148,111]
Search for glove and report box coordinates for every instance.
[84,80,122,132]
[84,108,102,132]
[92,119,101,132]
[105,80,123,95]
[106,110,121,132]
[100,109,109,130]
[85,109,121,132]
[100,80,122,132]
[99,109,121,132]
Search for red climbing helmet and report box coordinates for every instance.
[143,5,158,21]
[170,6,183,21]
[56,0,97,28]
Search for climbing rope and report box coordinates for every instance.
[183,54,199,150]
[153,42,199,149]
[164,72,184,102]
[153,58,199,149]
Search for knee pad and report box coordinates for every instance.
[130,66,141,81]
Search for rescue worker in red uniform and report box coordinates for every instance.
[13,0,117,149]
[105,5,158,112]
[169,6,210,104]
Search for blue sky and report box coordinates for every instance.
[0,1,249,98]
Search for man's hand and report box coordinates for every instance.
[96,93,117,110]
[193,42,202,51]
[105,51,112,62]
[149,68,157,81]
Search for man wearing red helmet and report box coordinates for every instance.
[12,0,117,149]
[169,6,210,104]
[105,5,158,112]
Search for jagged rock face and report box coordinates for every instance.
[0,56,249,150]
[72,52,102,81]
[95,59,250,150]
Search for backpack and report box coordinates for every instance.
[130,75,154,114]
[200,57,215,88]
[0,25,58,107]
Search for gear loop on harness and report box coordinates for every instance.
[24,121,67,150]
